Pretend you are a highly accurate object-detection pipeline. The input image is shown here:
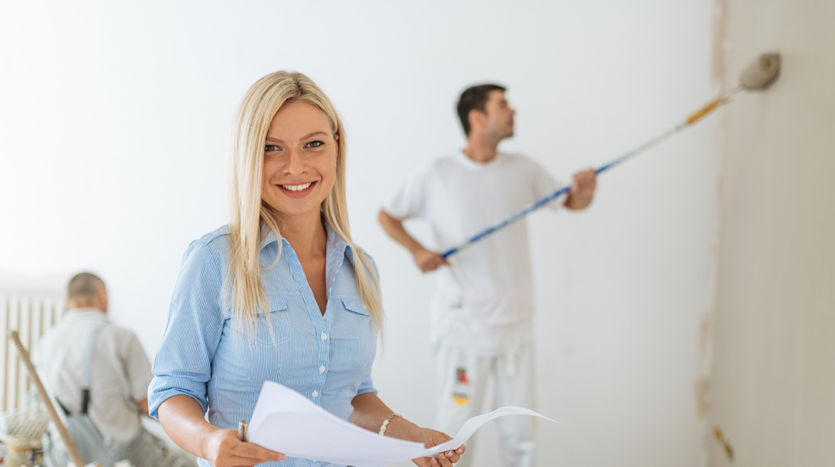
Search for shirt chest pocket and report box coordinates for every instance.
[254,294,292,346]
[331,297,372,341]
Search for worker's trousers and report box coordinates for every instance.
[433,342,536,467]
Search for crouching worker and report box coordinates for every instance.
[34,272,192,467]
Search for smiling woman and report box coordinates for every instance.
[146,71,466,467]
[261,102,340,222]
[224,72,382,339]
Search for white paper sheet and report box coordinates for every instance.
[248,381,562,467]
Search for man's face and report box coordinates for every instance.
[483,90,515,139]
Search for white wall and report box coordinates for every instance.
[708,0,835,465]
[0,2,722,466]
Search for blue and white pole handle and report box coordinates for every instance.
[440,91,738,259]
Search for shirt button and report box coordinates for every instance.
[321,333,328,341]
[312,390,319,398]
[319,365,326,373]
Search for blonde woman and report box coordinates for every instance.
[148,72,465,467]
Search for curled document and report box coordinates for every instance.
[248,381,562,467]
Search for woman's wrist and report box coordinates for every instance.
[379,412,402,436]
[381,415,421,440]
[158,395,223,460]
[199,425,220,460]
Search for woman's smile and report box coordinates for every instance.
[278,181,317,198]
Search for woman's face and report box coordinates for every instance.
[261,100,339,224]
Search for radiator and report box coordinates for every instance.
[0,295,64,412]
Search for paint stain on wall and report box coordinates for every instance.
[695,376,710,419]
[700,313,713,358]
[696,311,717,459]
[713,426,735,462]
[696,308,715,419]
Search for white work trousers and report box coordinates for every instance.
[434,343,536,467]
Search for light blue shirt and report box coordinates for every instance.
[149,224,378,467]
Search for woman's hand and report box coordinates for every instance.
[203,429,285,467]
[401,424,465,467]
[349,393,464,466]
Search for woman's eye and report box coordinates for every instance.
[265,145,280,152]
[306,141,324,148]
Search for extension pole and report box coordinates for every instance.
[8,331,99,467]
[440,91,737,259]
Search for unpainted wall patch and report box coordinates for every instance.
[711,0,729,89]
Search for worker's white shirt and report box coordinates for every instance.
[384,152,565,355]
[34,308,153,447]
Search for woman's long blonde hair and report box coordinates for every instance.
[227,71,382,338]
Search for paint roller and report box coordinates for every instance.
[441,52,782,258]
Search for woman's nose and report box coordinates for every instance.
[282,148,307,174]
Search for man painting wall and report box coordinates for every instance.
[379,84,597,466]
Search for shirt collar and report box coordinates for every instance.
[454,150,504,169]
[259,220,351,259]
[62,307,107,322]
[325,222,351,259]
[259,227,281,251]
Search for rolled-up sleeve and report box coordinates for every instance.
[355,250,379,398]
[356,372,377,396]
[148,241,223,419]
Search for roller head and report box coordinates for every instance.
[739,52,781,91]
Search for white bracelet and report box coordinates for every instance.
[379,412,404,436]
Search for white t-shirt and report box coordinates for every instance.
[34,308,153,448]
[384,152,565,354]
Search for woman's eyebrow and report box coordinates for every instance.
[301,131,328,139]
[265,131,328,143]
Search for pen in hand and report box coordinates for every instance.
[238,419,248,442]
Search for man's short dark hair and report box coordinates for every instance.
[67,272,105,303]
[456,84,506,136]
